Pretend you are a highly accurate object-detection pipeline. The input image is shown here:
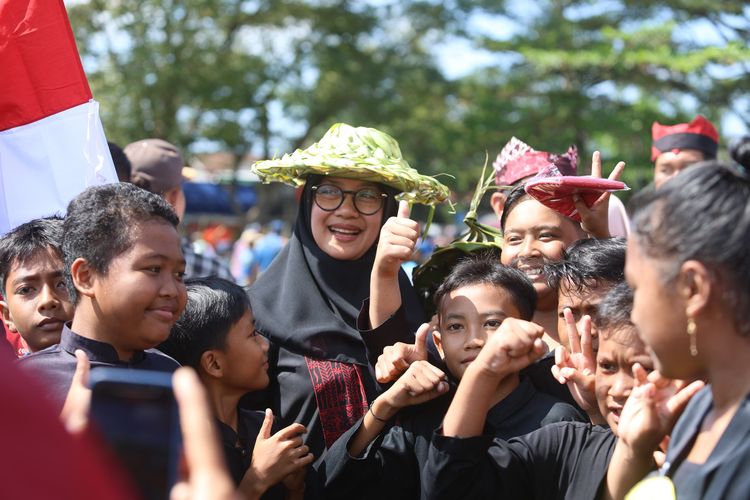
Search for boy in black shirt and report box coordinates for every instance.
[318,256,582,499]
[20,183,185,411]
[159,277,313,500]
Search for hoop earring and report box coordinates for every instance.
[687,318,698,357]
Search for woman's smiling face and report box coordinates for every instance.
[310,177,385,261]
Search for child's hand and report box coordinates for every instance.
[281,467,306,500]
[471,318,547,380]
[60,349,91,434]
[575,151,626,239]
[551,310,602,422]
[242,410,314,497]
[373,200,419,278]
[375,322,431,383]
[379,360,448,415]
[616,365,704,456]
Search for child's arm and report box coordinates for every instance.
[348,360,448,457]
[369,200,419,329]
[239,410,314,500]
[550,310,604,424]
[281,468,306,500]
[602,365,704,500]
[443,319,547,437]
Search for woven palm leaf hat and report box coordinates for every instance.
[251,123,450,206]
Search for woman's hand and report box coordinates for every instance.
[551,310,602,423]
[616,365,705,455]
[575,151,625,239]
[241,410,314,499]
[373,200,419,278]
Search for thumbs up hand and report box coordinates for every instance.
[374,200,420,278]
[375,322,432,383]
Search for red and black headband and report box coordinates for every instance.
[651,115,719,161]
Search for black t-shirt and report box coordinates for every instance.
[424,422,616,500]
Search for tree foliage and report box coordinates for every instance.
[68,0,749,203]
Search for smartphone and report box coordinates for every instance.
[89,368,181,500]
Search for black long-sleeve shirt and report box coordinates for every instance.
[318,376,584,500]
[424,421,616,500]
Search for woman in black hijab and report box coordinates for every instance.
[248,123,449,461]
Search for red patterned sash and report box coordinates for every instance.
[304,357,369,448]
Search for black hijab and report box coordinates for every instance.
[248,176,425,365]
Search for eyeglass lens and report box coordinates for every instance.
[314,185,384,215]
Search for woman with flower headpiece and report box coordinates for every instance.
[247,124,449,466]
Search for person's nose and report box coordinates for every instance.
[160,272,182,298]
[518,236,541,258]
[259,334,270,354]
[335,191,359,216]
[610,371,632,402]
[37,284,61,311]
[465,327,487,350]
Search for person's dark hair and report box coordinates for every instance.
[545,238,626,293]
[631,161,750,336]
[108,141,132,183]
[595,282,634,335]
[500,183,583,234]
[158,277,250,370]
[729,135,750,173]
[500,184,532,231]
[0,216,64,292]
[62,183,179,303]
[434,253,537,321]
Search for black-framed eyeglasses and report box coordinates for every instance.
[311,184,388,215]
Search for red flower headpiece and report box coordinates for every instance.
[493,137,578,187]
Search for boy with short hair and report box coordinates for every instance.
[158,277,312,500]
[545,237,626,350]
[319,255,582,499]
[19,183,186,411]
[529,237,627,421]
[0,217,74,357]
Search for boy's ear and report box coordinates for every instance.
[200,350,223,378]
[678,260,712,318]
[432,329,446,361]
[0,300,18,333]
[70,258,96,299]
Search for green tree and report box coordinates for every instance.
[450,0,750,192]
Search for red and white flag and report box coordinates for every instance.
[0,0,117,235]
